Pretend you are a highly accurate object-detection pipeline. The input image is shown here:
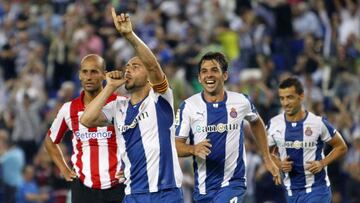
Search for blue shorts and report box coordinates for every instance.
[194,186,246,203]
[286,186,332,203]
[123,188,183,203]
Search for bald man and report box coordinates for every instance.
[45,54,125,203]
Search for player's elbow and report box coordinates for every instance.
[338,143,348,157]
[175,139,190,157]
[80,114,95,128]
[44,136,58,154]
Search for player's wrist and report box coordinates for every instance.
[122,31,134,39]
[319,160,326,168]
[263,154,272,163]
[105,83,119,92]
[190,145,195,156]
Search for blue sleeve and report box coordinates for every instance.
[322,117,336,137]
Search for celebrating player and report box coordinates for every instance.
[175,51,281,203]
[80,8,183,203]
[267,77,348,203]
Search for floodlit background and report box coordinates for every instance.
[0,0,359,203]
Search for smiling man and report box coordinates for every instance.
[267,77,348,203]
[175,51,281,203]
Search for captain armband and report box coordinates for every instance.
[149,76,169,94]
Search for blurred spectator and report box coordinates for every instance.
[344,128,360,203]
[291,2,323,38]
[47,29,74,91]
[11,92,44,164]
[16,165,49,203]
[0,129,25,203]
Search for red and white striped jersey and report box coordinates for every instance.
[47,91,122,189]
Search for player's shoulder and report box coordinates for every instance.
[106,93,119,103]
[183,92,203,105]
[269,113,285,124]
[305,111,326,124]
[59,100,73,111]
[226,91,251,102]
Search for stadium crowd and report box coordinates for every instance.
[0,0,359,203]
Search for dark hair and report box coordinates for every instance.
[198,52,228,73]
[279,77,304,95]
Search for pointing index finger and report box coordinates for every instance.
[111,7,117,20]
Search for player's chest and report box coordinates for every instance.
[190,106,244,135]
[114,103,159,133]
[69,111,115,141]
[273,123,322,149]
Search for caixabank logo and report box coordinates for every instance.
[195,123,239,133]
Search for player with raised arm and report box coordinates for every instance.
[175,51,281,203]
[80,8,183,203]
[267,77,348,203]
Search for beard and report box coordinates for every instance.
[124,81,143,92]
[124,83,134,91]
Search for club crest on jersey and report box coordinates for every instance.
[230,108,237,118]
[305,126,313,136]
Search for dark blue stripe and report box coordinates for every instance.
[229,121,246,187]
[243,94,257,113]
[266,120,271,131]
[313,137,326,188]
[189,129,200,194]
[175,101,186,136]
[123,101,149,192]
[205,101,227,193]
[321,117,336,137]
[156,96,176,190]
[285,121,306,191]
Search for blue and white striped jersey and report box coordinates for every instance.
[102,88,183,195]
[175,91,258,196]
[267,111,336,196]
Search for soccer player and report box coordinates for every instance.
[80,9,183,203]
[267,77,348,203]
[175,52,281,203]
[44,54,125,203]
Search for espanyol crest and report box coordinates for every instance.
[305,126,313,136]
[230,108,237,118]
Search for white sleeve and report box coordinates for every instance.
[47,103,70,144]
[101,99,118,124]
[320,117,337,142]
[175,101,191,139]
[266,119,277,147]
[151,88,174,108]
[243,95,259,122]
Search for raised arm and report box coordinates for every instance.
[80,71,126,127]
[111,7,164,84]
